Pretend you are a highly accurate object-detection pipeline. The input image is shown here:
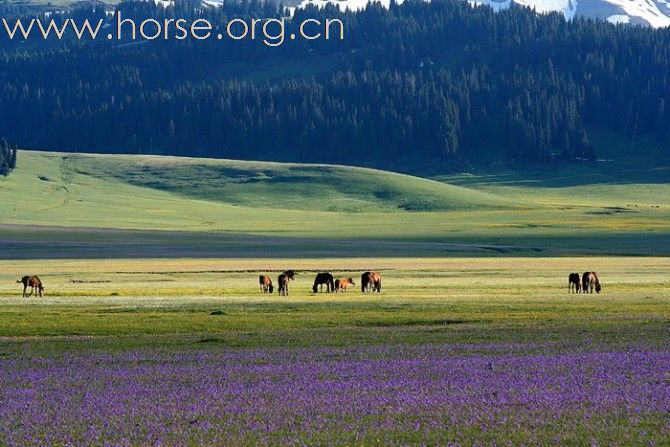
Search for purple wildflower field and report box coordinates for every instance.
[1,343,668,446]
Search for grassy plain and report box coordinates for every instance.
[0,150,668,257]
[0,257,667,345]
[0,148,668,444]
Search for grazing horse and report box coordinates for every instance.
[259,274,274,293]
[361,271,382,293]
[334,277,355,293]
[312,272,335,293]
[18,275,44,297]
[568,273,581,293]
[582,272,602,294]
[277,270,296,296]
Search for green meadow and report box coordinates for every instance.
[1,256,667,446]
[0,149,668,445]
[0,257,668,346]
[0,150,668,257]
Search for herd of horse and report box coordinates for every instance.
[15,271,601,297]
[568,271,602,294]
[259,271,382,296]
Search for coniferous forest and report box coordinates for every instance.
[1,0,669,170]
[0,137,17,175]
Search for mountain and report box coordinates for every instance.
[295,0,670,27]
[469,0,670,27]
[2,0,670,173]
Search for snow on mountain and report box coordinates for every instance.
[297,0,670,27]
[298,0,404,12]
[467,0,670,27]
[471,0,577,19]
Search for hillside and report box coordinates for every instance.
[2,0,670,172]
[73,154,518,212]
[0,150,668,258]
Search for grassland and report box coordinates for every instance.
[0,150,668,258]
[0,146,668,444]
[1,257,668,446]
[0,257,667,342]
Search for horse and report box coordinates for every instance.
[18,275,44,297]
[277,270,296,296]
[312,272,335,293]
[334,277,355,293]
[361,271,382,293]
[259,274,274,293]
[568,273,581,293]
[582,272,601,294]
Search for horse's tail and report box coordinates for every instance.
[16,279,22,283]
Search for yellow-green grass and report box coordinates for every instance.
[0,150,668,256]
[0,257,667,349]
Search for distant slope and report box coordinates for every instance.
[0,151,520,233]
[0,151,668,256]
[73,153,518,212]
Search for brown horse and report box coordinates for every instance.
[361,271,382,293]
[277,270,296,296]
[312,272,335,293]
[259,274,274,293]
[582,272,601,294]
[18,275,44,297]
[568,273,581,293]
[334,277,355,293]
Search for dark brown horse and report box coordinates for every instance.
[568,273,581,293]
[361,271,382,293]
[277,270,296,296]
[18,275,44,297]
[582,272,601,294]
[312,272,335,293]
[334,277,355,293]
[259,274,274,293]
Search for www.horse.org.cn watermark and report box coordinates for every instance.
[1,13,345,46]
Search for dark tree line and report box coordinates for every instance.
[0,138,17,176]
[0,0,669,168]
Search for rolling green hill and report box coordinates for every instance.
[0,150,668,257]
[0,151,522,230]
[73,153,519,212]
